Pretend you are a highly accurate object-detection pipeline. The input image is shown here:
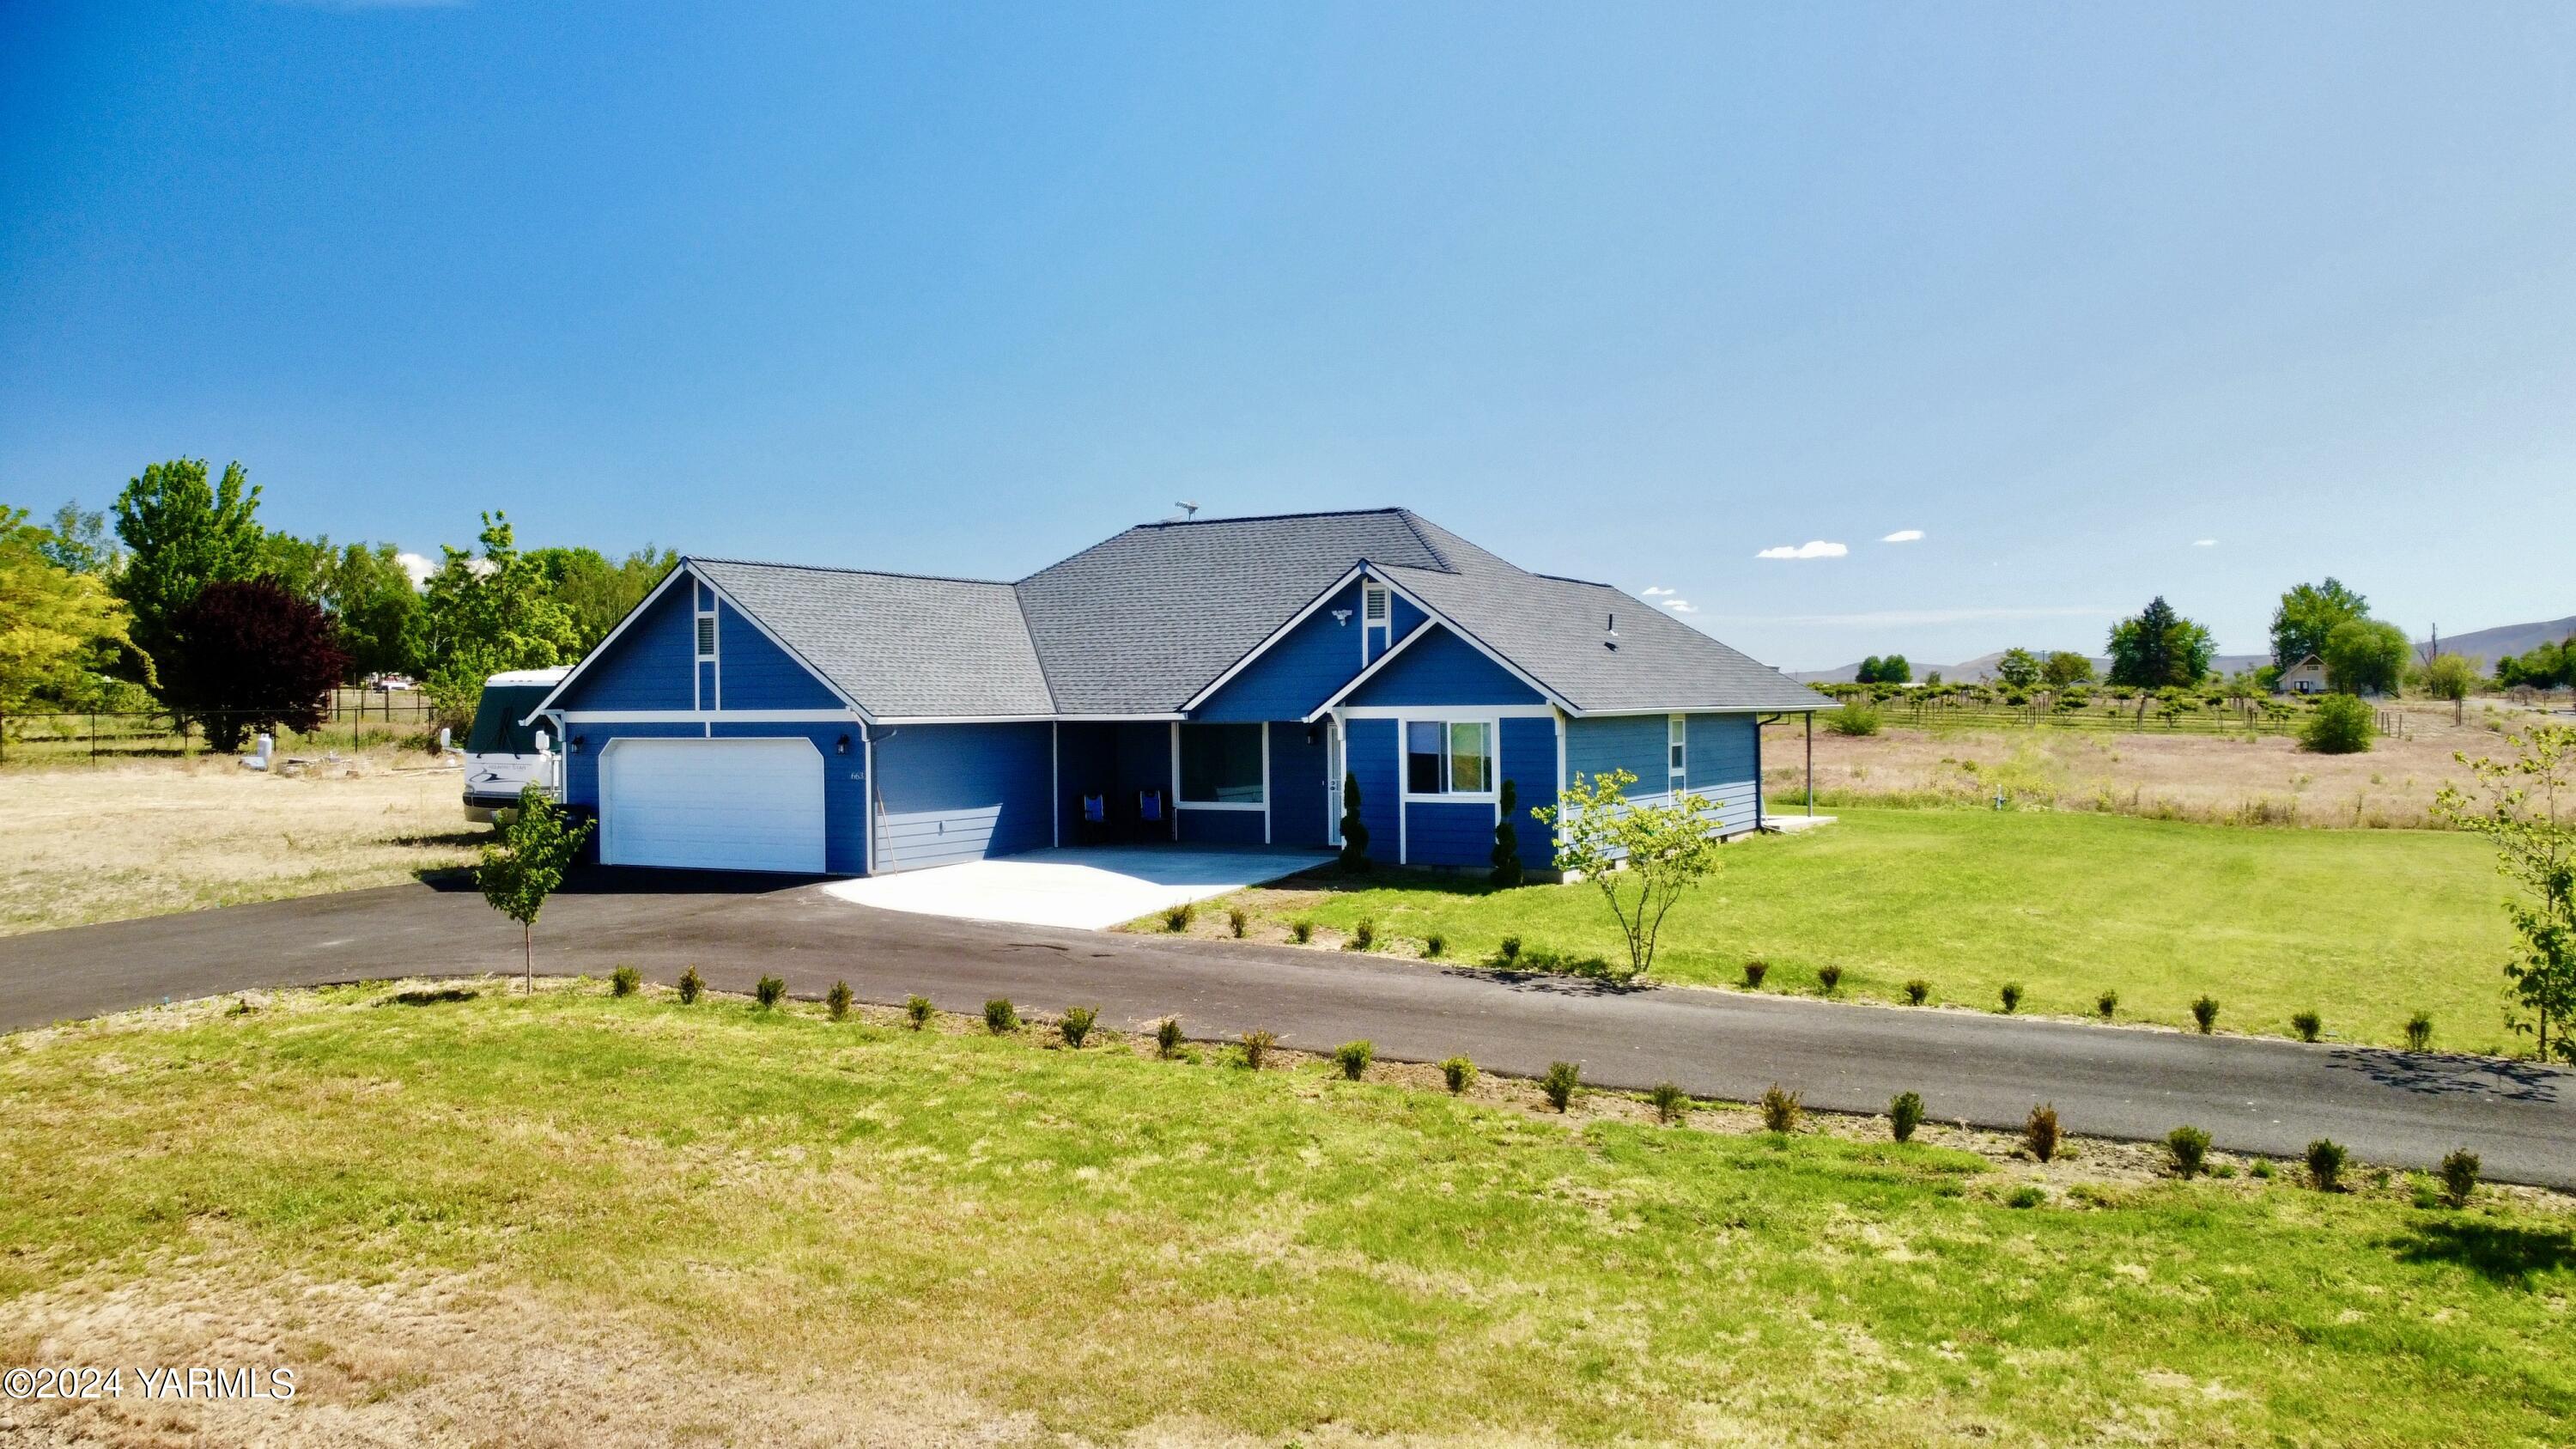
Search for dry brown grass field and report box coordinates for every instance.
[1766,699,2561,829]
[0,753,483,936]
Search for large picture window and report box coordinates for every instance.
[1405,720,1493,796]
[1179,723,1264,807]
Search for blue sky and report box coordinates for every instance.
[4,2,2573,670]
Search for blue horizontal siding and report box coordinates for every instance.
[718,603,841,710]
[1344,718,1400,867]
[1195,581,1365,721]
[1685,712,1760,836]
[1346,626,1542,708]
[1564,714,1666,797]
[1498,715,1557,874]
[872,721,1054,872]
[1177,808,1267,845]
[559,580,696,712]
[1404,800,1494,868]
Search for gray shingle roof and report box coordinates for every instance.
[690,558,1054,719]
[685,508,1821,719]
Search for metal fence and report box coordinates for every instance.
[0,689,448,765]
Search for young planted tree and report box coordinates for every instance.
[478,783,595,995]
[2436,725,2576,1063]
[160,579,352,752]
[1338,770,1370,872]
[1490,777,1524,887]
[1533,769,1725,982]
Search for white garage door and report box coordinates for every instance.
[601,737,826,873]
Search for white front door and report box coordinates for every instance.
[601,737,827,873]
[1325,718,1343,846]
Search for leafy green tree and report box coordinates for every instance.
[1534,769,1726,981]
[414,513,582,730]
[2437,726,2576,1063]
[2300,692,2374,755]
[160,579,351,752]
[2270,579,2369,672]
[110,458,268,686]
[1856,654,1885,685]
[2107,597,2215,688]
[1878,654,1910,685]
[321,542,423,679]
[39,502,118,575]
[2041,651,2095,689]
[2322,618,2409,695]
[2421,652,2479,723]
[1338,770,1370,872]
[1490,778,1524,888]
[2497,639,2573,691]
[478,782,595,995]
[1995,648,2040,689]
[0,506,143,712]
[532,545,678,652]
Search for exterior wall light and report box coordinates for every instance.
[835,734,851,755]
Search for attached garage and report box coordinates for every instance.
[599,737,827,874]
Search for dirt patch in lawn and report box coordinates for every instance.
[0,753,484,936]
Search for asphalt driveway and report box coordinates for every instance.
[3,871,2569,1190]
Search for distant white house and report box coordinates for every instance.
[2277,654,2329,695]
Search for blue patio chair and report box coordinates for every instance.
[1137,788,1165,830]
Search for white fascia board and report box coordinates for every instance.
[1176,563,1371,712]
[561,709,858,724]
[1563,703,1825,717]
[522,562,698,723]
[1299,618,1438,721]
[1361,571,1577,715]
[690,567,878,724]
[1333,703,1557,720]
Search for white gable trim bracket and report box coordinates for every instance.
[1176,563,1372,713]
[526,560,878,727]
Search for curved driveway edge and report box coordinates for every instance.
[2,874,2567,1190]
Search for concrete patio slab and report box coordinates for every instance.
[820,845,1336,930]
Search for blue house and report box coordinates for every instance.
[525,508,1823,875]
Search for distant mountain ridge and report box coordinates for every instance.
[1789,613,2574,685]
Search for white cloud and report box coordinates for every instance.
[2192,538,2218,547]
[1880,529,1924,543]
[1661,599,1698,614]
[395,551,435,586]
[1640,585,1675,597]
[1753,540,1849,560]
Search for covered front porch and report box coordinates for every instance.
[1053,719,1338,851]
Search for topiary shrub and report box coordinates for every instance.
[2406,1012,2433,1052]
[2166,1125,2212,1179]
[905,994,934,1031]
[610,965,641,998]
[1333,1039,1374,1081]
[1998,983,2022,1014]
[1889,1090,1925,1143]
[1743,959,1769,989]
[1648,1081,1690,1124]
[1442,1056,1477,1093]
[1157,1016,1183,1056]
[2192,995,2221,1033]
[1338,771,1371,872]
[1490,779,1525,887]
[2024,1103,2061,1162]
[1240,1029,1277,1069]
[1905,979,1932,1006]
[2300,692,2375,754]
[1760,1085,1802,1134]
[826,979,853,1020]
[754,975,786,1009]
[2306,1138,2347,1191]
[2291,1009,2321,1043]
[1541,1060,1581,1111]
[2097,989,2118,1020]
[677,966,705,1005]
[2439,1149,2481,1207]
[1060,1005,1098,1047]
[983,997,1018,1034]
[1816,964,1842,993]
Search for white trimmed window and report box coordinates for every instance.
[1405,720,1493,798]
[1363,582,1390,657]
[1669,714,1687,794]
[1179,723,1265,807]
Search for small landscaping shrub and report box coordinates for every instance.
[1998,983,2022,1014]
[2097,989,2118,1020]
[1442,1056,1477,1093]
[2192,995,2221,1033]
[983,997,1018,1034]
[1889,1090,1925,1143]
[2024,1103,2061,1162]
[1240,1029,1277,1069]
[1156,1016,1183,1056]
[677,966,705,1005]
[1760,1085,1802,1134]
[2166,1125,2212,1179]
[1904,979,1931,1006]
[826,979,852,1020]
[2300,691,2375,754]
[1816,963,1842,993]
[2291,1009,2322,1043]
[1648,1081,1690,1123]
[1333,1039,1374,1080]
[1498,935,1522,964]
[2250,1159,2275,1179]
[2439,1149,2481,1207]
[610,965,641,998]
[1227,907,1248,939]
[1290,919,1315,944]
[754,975,786,1008]
[2306,1138,2347,1191]
[1350,917,1376,951]
[2007,1184,2045,1209]
[1163,903,1194,933]
[1743,959,1769,989]
[1540,1060,1581,1111]
[1424,933,1445,959]
[1060,1005,1098,1047]
[904,994,934,1030]
[1825,701,1882,737]
[2406,1012,2433,1052]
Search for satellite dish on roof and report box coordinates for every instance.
[1174,501,1200,521]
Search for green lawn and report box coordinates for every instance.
[2,985,2571,1444]
[1246,807,2524,1052]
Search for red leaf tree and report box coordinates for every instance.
[164,578,351,752]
